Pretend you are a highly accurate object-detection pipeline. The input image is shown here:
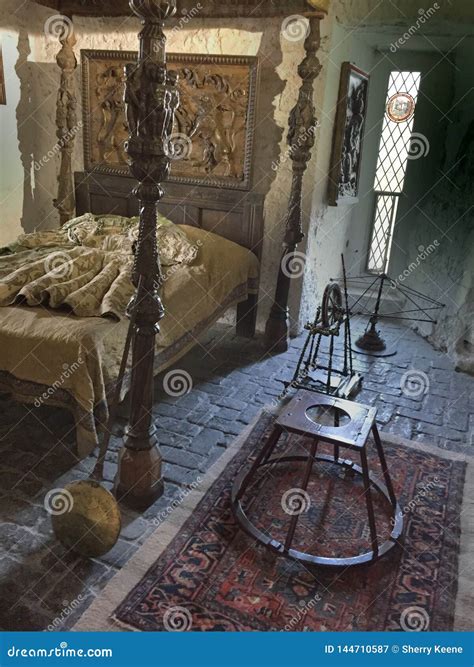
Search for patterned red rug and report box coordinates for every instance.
[78,412,469,632]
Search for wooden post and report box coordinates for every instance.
[264,15,323,353]
[54,17,78,226]
[114,0,179,510]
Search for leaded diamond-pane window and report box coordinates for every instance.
[367,71,422,274]
[367,194,400,274]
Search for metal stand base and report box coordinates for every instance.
[354,321,397,358]
[232,391,403,569]
[352,346,397,359]
[356,326,386,352]
[232,454,402,568]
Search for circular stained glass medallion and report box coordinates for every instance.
[386,92,416,123]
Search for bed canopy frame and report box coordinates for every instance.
[31,0,329,509]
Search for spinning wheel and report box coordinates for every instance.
[281,257,363,400]
[321,282,344,327]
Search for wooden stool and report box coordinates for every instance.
[232,390,403,568]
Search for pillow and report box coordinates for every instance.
[63,213,199,266]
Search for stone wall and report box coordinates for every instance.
[295,19,377,330]
[0,1,51,247]
[390,39,474,372]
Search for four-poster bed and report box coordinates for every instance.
[26,0,328,508]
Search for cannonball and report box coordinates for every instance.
[48,481,121,558]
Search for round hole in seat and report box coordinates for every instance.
[305,404,351,428]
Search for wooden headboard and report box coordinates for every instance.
[74,171,265,336]
[75,172,264,260]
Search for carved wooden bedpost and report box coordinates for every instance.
[264,14,324,353]
[114,0,179,510]
[54,16,78,226]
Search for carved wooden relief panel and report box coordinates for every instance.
[81,50,259,190]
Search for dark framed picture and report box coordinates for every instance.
[81,50,259,190]
[0,44,6,105]
[328,63,370,206]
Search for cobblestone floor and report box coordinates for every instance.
[0,317,472,630]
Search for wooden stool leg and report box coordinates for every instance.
[284,438,318,552]
[235,425,283,502]
[360,448,379,559]
[372,424,397,507]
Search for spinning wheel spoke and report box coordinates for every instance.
[321,282,344,328]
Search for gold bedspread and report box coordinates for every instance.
[0,226,259,457]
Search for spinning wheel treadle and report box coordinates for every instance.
[232,390,403,568]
